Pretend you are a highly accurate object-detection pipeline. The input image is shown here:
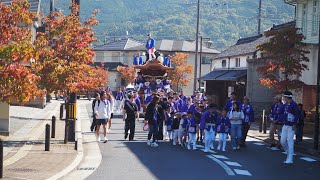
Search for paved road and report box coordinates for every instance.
[85,103,320,180]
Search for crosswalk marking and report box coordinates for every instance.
[234,169,252,176]
[212,155,229,160]
[207,155,235,176]
[300,157,317,162]
[224,161,242,167]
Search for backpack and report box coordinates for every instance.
[92,99,101,111]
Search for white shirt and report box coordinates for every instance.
[228,110,244,125]
[94,99,111,119]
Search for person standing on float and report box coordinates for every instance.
[146,34,156,60]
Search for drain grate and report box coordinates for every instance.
[7,168,39,173]
[77,167,96,171]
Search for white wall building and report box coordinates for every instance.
[285,0,318,110]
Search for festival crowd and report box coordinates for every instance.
[90,86,306,164]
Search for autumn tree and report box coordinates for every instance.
[167,53,193,90]
[34,3,108,94]
[117,66,136,85]
[0,0,44,104]
[257,26,309,92]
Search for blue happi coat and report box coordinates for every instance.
[187,117,197,134]
[282,100,299,126]
[146,38,155,49]
[241,103,254,123]
[200,110,218,131]
[216,116,231,134]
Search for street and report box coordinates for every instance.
[80,101,320,180]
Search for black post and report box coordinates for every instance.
[45,124,50,151]
[64,103,69,144]
[258,0,262,35]
[60,103,64,120]
[51,116,56,138]
[262,109,267,134]
[0,140,3,178]
[50,0,55,12]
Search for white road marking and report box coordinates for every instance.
[282,152,296,155]
[196,145,204,148]
[267,147,280,151]
[253,142,265,146]
[212,155,229,160]
[224,161,242,167]
[234,169,252,176]
[206,155,235,176]
[300,157,317,162]
[200,149,216,154]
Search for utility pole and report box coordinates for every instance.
[199,35,203,91]
[50,0,55,12]
[193,0,200,92]
[314,20,320,150]
[258,0,262,34]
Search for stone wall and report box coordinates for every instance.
[11,96,46,109]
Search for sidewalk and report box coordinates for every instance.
[247,122,320,157]
[1,100,79,179]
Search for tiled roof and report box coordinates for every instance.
[214,36,269,59]
[214,21,295,60]
[1,0,40,13]
[127,39,220,54]
[94,39,143,51]
[94,62,126,71]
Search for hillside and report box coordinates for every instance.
[41,0,294,50]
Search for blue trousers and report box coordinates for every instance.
[230,124,242,148]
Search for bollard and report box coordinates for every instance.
[45,124,50,151]
[64,103,69,144]
[75,140,78,150]
[51,116,56,138]
[259,115,262,132]
[262,109,267,134]
[0,140,3,178]
[60,103,64,120]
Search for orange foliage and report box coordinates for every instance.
[34,3,108,93]
[0,0,44,104]
[168,53,193,89]
[117,66,136,84]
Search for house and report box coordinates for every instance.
[202,34,270,109]
[284,0,319,111]
[202,22,296,111]
[94,38,220,95]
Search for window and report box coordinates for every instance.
[201,56,211,64]
[235,58,240,67]
[302,3,308,33]
[312,0,319,35]
[222,60,227,67]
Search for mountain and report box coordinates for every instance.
[41,0,294,50]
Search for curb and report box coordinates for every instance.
[47,103,84,180]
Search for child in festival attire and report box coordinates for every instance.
[179,113,188,146]
[165,111,174,141]
[187,111,197,150]
[172,112,181,145]
[217,109,231,152]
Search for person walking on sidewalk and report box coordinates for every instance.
[295,103,306,143]
[269,95,284,148]
[90,93,100,132]
[94,91,111,143]
[115,87,124,113]
[280,91,299,164]
[107,91,115,132]
[145,95,160,147]
[240,97,254,147]
[123,94,138,141]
